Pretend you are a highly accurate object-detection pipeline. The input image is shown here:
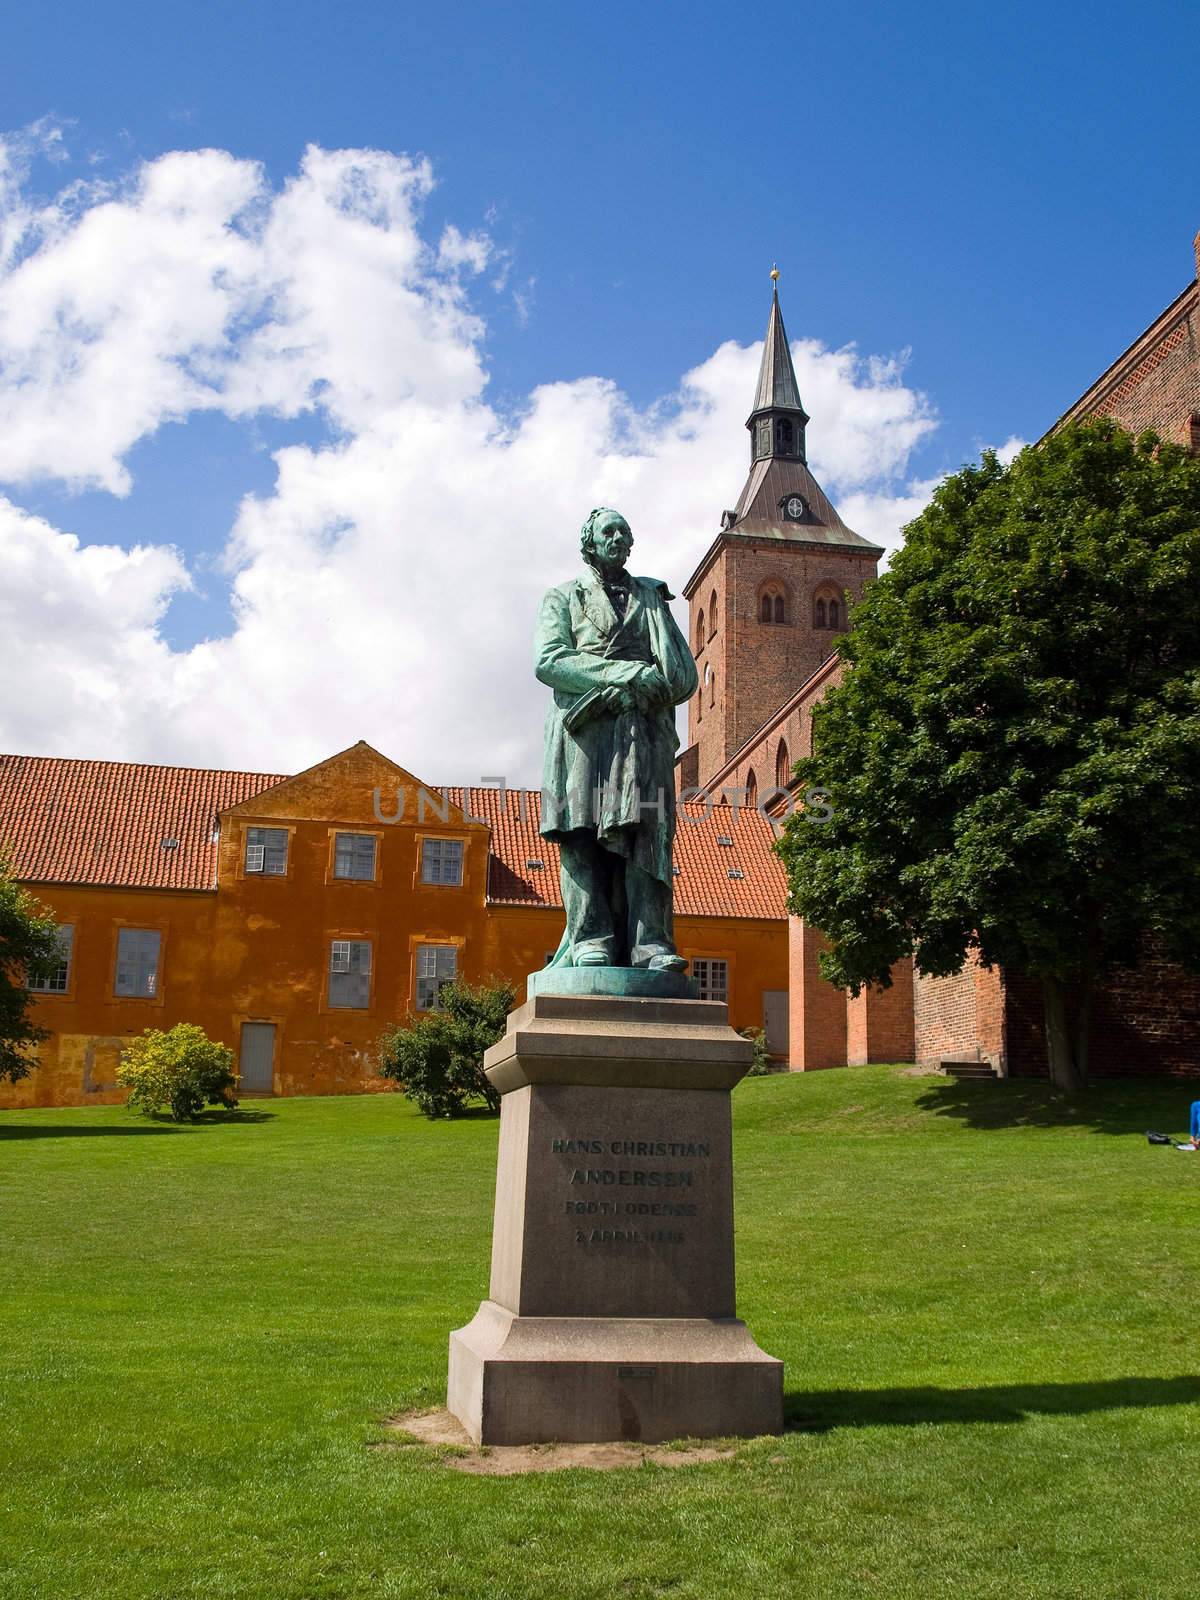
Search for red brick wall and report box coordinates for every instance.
[913,952,1006,1069]
[788,930,914,1070]
[687,554,732,789]
[1068,307,1199,447]
[846,959,916,1065]
[722,541,874,767]
[914,966,977,1064]
[687,540,875,788]
[1006,234,1200,1079]
[788,916,846,1070]
[1057,235,1199,450]
[675,743,699,793]
[718,707,806,811]
[845,985,868,1065]
[916,945,1200,1081]
[1004,952,1200,1079]
[701,656,845,820]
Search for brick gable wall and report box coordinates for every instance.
[1056,232,1199,450]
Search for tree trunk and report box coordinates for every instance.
[1042,976,1083,1093]
[1074,980,1094,1088]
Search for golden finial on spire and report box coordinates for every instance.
[770,263,780,283]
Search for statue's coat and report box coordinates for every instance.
[535,567,698,889]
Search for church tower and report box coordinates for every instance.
[681,277,883,788]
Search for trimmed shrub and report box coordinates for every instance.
[118,1024,239,1122]
[739,1025,773,1076]
[378,979,514,1118]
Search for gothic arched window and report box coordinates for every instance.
[709,670,716,707]
[829,598,840,629]
[775,417,794,455]
[760,584,786,624]
[709,590,718,637]
[695,608,705,650]
[745,768,758,807]
[775,739,790,788]
[815,597,827,628]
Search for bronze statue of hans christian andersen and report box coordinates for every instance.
[534,507,698,972]
[447,509,782,1451]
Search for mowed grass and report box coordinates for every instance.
[2,1068,1198,1600]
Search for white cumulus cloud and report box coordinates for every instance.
[0,495,190,749]
[0,132,940,783]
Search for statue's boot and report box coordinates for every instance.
[573,939,614,967]
[643,950,688,973]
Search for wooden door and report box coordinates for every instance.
[762,990,788,1059]
[239,1022,276,1094]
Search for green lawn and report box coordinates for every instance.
[2,1068,1198,1600]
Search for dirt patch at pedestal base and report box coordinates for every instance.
[382,1409,737,1475]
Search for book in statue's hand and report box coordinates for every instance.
[563,687,613,734]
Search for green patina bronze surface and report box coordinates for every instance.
[526,966,697,1000]
[534,507,698,983]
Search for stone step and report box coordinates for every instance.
[940,1061,998,1080]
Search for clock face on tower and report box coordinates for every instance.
[783,495,807,522]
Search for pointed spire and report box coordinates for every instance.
[751,274,806,417]
[746,272,809,465]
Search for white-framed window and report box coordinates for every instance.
[328,939,372,1009]
[692,958,729,1003]
[245,827,288,875]
[115,928,161,998]
[28,925,74,993]
[421,837,464,886]
[334,833,377,881]
[416,944,457,1010]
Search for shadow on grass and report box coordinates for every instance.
[143,1108,277,1127]
[0,1108,277,1138]
[0,1121,182,1139]
[913,1075,1196,1136]
[785,1375,1200,1431]
[400,1105,499,1123]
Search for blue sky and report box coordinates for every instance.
[0,0,1196,778]
[11,0,1195,430]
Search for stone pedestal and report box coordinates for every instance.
[447,993,783,1444]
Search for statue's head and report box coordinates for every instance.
[580,507,633,572]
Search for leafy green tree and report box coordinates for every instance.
[777,420,1200,1092]
[118,1024,239,1121]
[378,978,515,1117]
[0,848,61,1085]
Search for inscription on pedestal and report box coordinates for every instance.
[552,1135,710,1246]
[488,1083,735,1319]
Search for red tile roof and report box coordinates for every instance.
[447,787,787,920]
[0,755,284,891]
[0,755,787,920]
